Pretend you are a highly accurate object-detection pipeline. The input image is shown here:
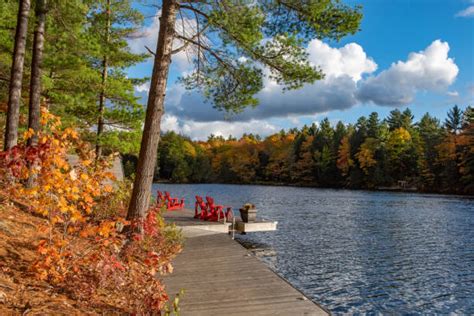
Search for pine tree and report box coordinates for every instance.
[445,105,463,134]
[127,0,363,221]
[27,0,48,147]
[4,0,31,149]
[87,0,147,158]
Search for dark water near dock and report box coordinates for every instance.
[153,183,474,314]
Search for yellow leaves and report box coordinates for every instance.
[183,141,196,157]
[83,194,94,204]
[388,127,412,146]
[356,138,378,175]
[23,128,35,140]
[71,211,84,223]
[98,221,116,237]
[51,215,63,225]
[104,184,113,193]
[80,173,89,181]
[81,159,92,167]
[58,197,69,213]
[62,128,78,140]
[53,155,68,169]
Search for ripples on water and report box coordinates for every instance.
[153,183,474,314]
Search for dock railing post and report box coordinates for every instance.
[232,217,235,240]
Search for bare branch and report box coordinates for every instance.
[144,45,155,56]
[178,4,210,19]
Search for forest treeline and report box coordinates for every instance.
[139,106,474,195]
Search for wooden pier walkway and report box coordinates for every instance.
[163,210,328,316]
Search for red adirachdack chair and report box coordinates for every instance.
[205,196,233,222]
[157,190,185,210]
[156,190,166,207]
[166,197,185,211]
[194,195,208,219]
[165,191,179,205]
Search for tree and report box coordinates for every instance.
[356,138,378,176]
[416,113,442,188]
[0,0,19,105]
[367,112,380,138]
[445,105,463,134]
[27,0,48,147]
[87,0,147,158]
[4,0,31,150]
[127,0,363,221]
[292,135,315,183]
[459,106,474,193]
[337,135,353,176]
[386,127,417,181]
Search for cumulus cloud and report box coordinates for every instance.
[164,39,376,122]
[357,40,458,106]
[456,5,474,17]
[307,39,377,81]
[161,39,458,122]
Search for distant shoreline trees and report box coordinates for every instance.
[151,106,474,195]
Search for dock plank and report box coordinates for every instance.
[163,211,328,316]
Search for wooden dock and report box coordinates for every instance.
[163,210,328,315]
[163,208,278,234]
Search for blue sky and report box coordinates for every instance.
[128,0,474,140]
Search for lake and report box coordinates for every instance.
[152,183,474,314]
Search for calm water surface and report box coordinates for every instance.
[153,183,474,314]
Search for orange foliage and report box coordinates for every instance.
[0,109,182,314]
[337,136,353,176]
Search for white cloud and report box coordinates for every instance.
[164,38,377,122]
[160,114,278,140]
[135,82,150,93]
[456,5,474,17]
[447,91,459,97]
[307,39,377,81]
[357,40,458,106]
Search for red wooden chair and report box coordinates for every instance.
[157,190,185,211]
[205,196,233,222]
[166,197,185,211]
[156,190,166,207]
[157,190,164,201]
[165,191,179,205]
[194,195,208,219]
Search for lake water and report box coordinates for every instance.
[152,183,474,314]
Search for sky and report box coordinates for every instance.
[127,0,474,140]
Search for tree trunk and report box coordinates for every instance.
[95,0,111,160]
[126,0,177,221]
[27,0,47,147]
[4,0,31,150]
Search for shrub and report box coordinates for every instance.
[0,109,182,314]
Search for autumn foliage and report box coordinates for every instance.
[0,109,182,314]
[151,106,473,194]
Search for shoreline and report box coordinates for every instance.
[152,180,474,198]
